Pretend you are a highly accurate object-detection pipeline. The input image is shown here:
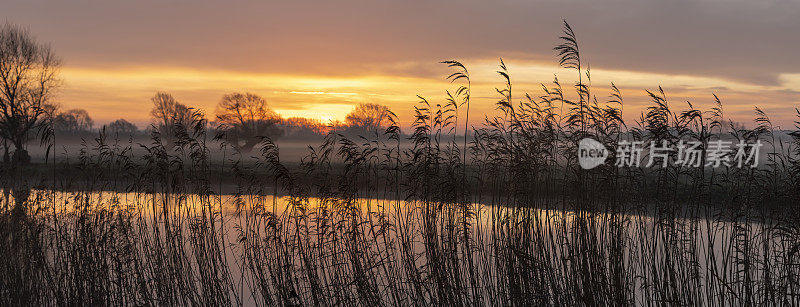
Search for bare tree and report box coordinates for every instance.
[215,92,282,152]
[150,92,192,138]
[281,117,327,138]
[53,109,93,133]
[107,119,138,135]
[344,103,390,133]
[68,109,92,131]
[0,23,60,165]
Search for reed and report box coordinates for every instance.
[1,21,799,306]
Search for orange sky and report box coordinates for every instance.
[57,62,800,130]
[6,1,800,130]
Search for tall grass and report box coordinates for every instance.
[2,20,800,306]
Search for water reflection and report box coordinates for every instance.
[8,188,793,305]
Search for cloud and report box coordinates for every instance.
[5,0,798,85]
[5,0,800,127]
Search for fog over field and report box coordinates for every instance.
[3,3,800,306]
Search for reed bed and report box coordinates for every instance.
[2,21,800,306]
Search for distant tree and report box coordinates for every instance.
[69,109,93,131]
[150,92,192,138]
[107,119,138,134]
[215,92,282,152]
[53,109,93,132]
[344,103,390,132]
[0,23,61,165]
[53,113,77,132]
[730,121,747,132]
[281,117,327,138]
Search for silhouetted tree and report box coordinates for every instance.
[107,119,138,134]
[0,23,60,165]
[53,109,93,133]
[215,92,282,152]
[150,92,192,138]
[344,103,390,133]
[280,117,328,138]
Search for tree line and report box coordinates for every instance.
[0,21,393,165]
[147,91,391,152]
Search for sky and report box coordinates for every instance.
[4,0,800,129]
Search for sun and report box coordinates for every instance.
[274,103,355,124]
